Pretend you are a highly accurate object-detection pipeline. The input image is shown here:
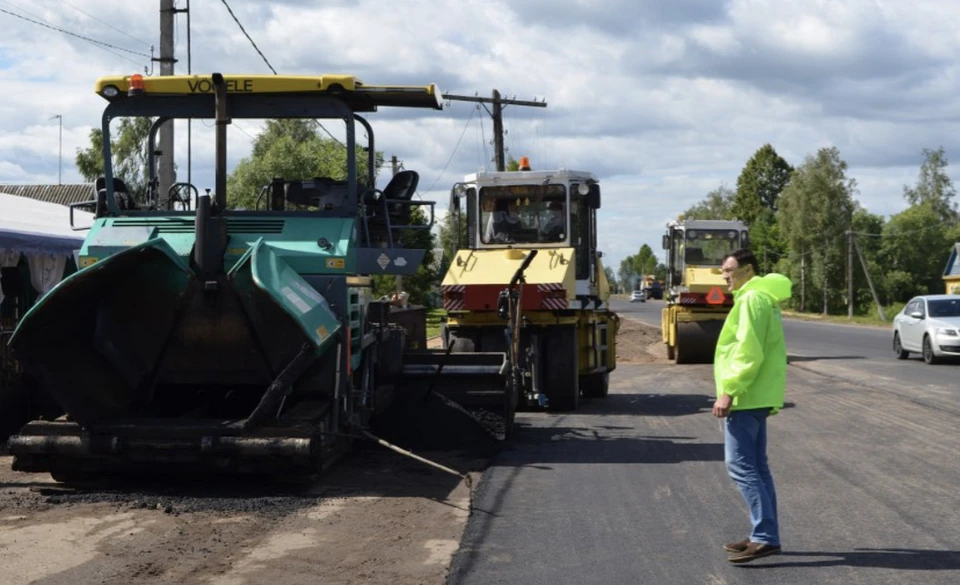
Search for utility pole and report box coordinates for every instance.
[391,155,403,295]
[442,90,547,171]
[847,230,854,319]
[853,235,886,321]
[157,0,178,199]
[800,254,806,312]
[50,114,62,185]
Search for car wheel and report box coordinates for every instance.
[893,332,909,359]
[922,335,940,365]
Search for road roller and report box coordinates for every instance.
[660,218,750,363]
[429,162,619,418]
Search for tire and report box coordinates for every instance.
[893,332,909,359]
[580,372,609,398]
[666,344,676,361]
[922,335,940,365]
[544,326,579,411]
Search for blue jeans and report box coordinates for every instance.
[724,408,780,546]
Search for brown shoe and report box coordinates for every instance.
[723,539,750,553]
[728,542,782,563]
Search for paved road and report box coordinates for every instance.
[611,297,959,394]
[447,299,960,585]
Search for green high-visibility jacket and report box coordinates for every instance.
[714,273,793,414]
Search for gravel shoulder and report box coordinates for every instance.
[0,322,658,585]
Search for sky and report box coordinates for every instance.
[2,0,960,274]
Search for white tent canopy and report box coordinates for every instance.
[0,192,94,304]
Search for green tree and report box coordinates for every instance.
[902,146,958,221]
[682,185,736,220]
[227,119,381,210]
[603,265,618,293]
[632,244,657,277]
[436,204,467,286]
[777,146,857,314]
[371,207,438,307]
[732,144,792,225]
[75,117,154,202]
[748,208,784,274]
[850,206,886,313]
[879,148,960,301]
[618,255,640,290]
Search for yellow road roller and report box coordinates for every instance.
[661,218,749,363]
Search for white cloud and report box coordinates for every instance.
[0,0,958,274]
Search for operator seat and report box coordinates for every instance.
[361,170,420,247]
[96,176,138,211]
[382,170,419,225]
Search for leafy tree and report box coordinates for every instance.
[850,206,886,312]
[748,208,784,274]
[777,146,857,314]
[879,147,960,301]
[371,207,438,307]
[732,144,792,225]
[227,119,381,210]
[618,255,640,290]
[603,265,618,293]
[880,204,956,300]
[902,146,958,221]
[75,117,154,202]
[682,185,736,220]
[435,204,467,296]
[632,244,657,277]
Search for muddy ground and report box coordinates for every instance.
[0,322,663,585]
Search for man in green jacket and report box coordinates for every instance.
[712,248,792,564]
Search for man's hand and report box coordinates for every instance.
[712,393,733,418]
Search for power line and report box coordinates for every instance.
[59,0,152,48]
[0,6,152,58]
[422,104,479,194]
[216,0,342,147]
[218,0,276,74]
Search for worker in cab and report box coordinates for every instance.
[539,201,566,241]
[483,198,521,243]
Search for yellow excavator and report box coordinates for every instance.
[661,218,749,363]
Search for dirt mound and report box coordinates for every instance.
[615,319,670,364]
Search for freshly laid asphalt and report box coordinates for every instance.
[446,300,960,584]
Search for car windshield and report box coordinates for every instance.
[928,299,960,318]
[479,184,566,244]
[683,229,742,266]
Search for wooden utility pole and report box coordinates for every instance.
[853,235,886,321]
[157,0,178,198]
[442,90,547,171]
[847,230,854,319]
[800,254,806,312]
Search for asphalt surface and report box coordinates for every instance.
[612,298,960,392]
[447,298,960,584]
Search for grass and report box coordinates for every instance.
[426,308,445,339]
[780,302,905,328]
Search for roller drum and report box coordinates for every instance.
[674,320,724,364]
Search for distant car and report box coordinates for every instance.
[630,290,645,303]
[892,294,960,364]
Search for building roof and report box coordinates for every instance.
[0,184,96,207]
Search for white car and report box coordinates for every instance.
[892,294,960,364]
[630,290,645,302]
